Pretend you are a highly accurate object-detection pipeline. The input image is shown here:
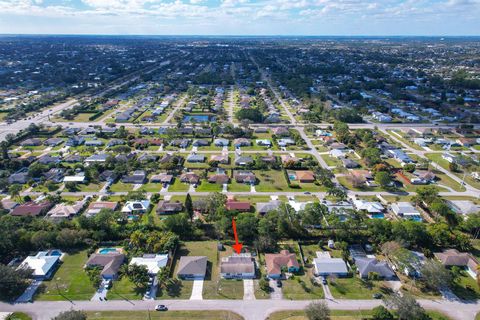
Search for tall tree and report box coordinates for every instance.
[185,193,194,221]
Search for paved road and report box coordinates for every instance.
[1,298,479,320]
[162,95,187,125]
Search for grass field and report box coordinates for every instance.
[109,182,134,192]
[328,277,391,299]
[168,179,190,192]
[106,276,145,300]
[196,181,223,192]
[255,170,290,192]
[35,251,96,301]
[266,310,451,320]
[86,311,244,320]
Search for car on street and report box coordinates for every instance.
[276,280,282,287]
[155,305,168,311]
[322,277,327,285]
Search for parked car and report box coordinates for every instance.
[155,305,168,311]
[104,280,112,289]
[276,280,282,288]
[322,277,327,285]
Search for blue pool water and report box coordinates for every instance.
[371,213,385,219]
[183,115,214,122]
[99,248,118,254]
[49,250,62,256]
[288,174,296,181]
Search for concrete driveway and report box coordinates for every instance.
[190,280,204,300]
[269,279,283,300]
[91,286,108,301]
[243,279,255,300]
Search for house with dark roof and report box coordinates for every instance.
[208,174,230,184]
[235,156,253,166]
[256,200,282,214]
[187,154,206,163]
[122,170,147,184]
[234,171,256,184]
[265,250,300,279]
[177,256,208,280]
[434,249,479,278]
[44,138,64,147]
[225,199,251,212]
[355,257,395,279]
[156,201,183,215]
[85,253,125,280]
[150,173,173,184]
[214,138,229,147]
[180,172,200,184]
[192,139,210,147]
[38,155,61,165]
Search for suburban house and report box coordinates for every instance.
[265,250,300,279]
[256,139,272,147]
[353,199,385,215]
[313,252,348,277]
[355,257,396,279]
[177,256,208,280]
[272,127,290,136]
[225,198,251,212]
[150,173,174,184]
[281,155,299,165]
[447,200,480,216]
[234,171,256,184]
[208,173,230,184]
[47,201,85,220]
[187,154,206,163]
[391,202,422,221]
[44,138,64,147]
[193,139,210,147]
[63,173,87,184]
[256,200,282,215]
[156,201,183,215]
[122,170,147,184]
[233,138,251,148]
[220,254,256,279]
[85,252,125,280]
[17,250,63,280]
[434,249,479,278]
[411,171,436,185]
[292,171,315,183]
[85,202,118,217]
[85,153,109,163]
[129,254,169,275]
[214,138,229,147]
[180,172,200,185]
[11,201,52,217]
[235,156,253,166]
[121,200,150,215]
[210,154,229,164]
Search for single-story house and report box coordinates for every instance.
[256,200,282,214]
[234,171,256,184]
[85,154,109,163]
[130,254,169,275]
[63,173,87,183]
[447,200,480,216]
[47,201,85,220]
[21,138,42,146]
[265,250,300,279]
[177,256,208,280]
[208,174,230,184]
[11,202,52,217]
[85,253,125,280]
[180,172,200,184]
[256,139,272,147]
[225,199,251,212]
[233,138,251,147]
[210,154,229,164]
[214,138,229,147]
[17,250,62,279]
[434,249,479,278]
[150,173,173,184]
[187,154,206,163]
[156,201,183,215]
[192,139,210,147]
[293,171,315,183]
[122,170,147,184]
[235,156,253,166]
[313,252,348,277]
[391,202,422,221]
[355,257,396,279]
[353,199,385,214]
[220,255,256,279]
[121,200,150,215]
[44,138,64,147]
[85,201,118,217]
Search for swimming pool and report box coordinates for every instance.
[183,115,215,122]
[371,213,385,219]
[288,174,296,181]
[99,248,118,254]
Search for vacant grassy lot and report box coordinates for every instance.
[328,277,391,299]
[168,179,190,192]
[282,269,324,300]
[196,181,223,192]
[109,182,134,192]
[35,251,95,301]
[86,311,244,320]
[255,170,290,192]
[106,276,145,300]
[266,310,451,320]
[451,272,480,301]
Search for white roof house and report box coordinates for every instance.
[63,174,86,183]
[391,202,421,217]
[353,200,384,214]
[129,254,169,275]
[17,251,62,278]
[121,200,150,214]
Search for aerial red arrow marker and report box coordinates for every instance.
[232,218,243,254]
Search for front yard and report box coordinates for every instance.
[35,250,96,301]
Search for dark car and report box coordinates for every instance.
[373,293,383,299]
[155,304,168,311]
[276,280,282,288]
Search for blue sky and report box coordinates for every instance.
[0,0,479,35]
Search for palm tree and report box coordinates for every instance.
[9,184,22,200]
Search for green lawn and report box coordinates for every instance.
[282,270,324,300]
[106,276,145,300]
[425,153,480,190]
[109,182,134,192]
[78,183,102,192]
[329,277,392,299]
[255,170,290,192]
[202,244,244,300]
[86,311,244,320]
[196,181,223,192]
[451,272,480,300]
[267,310,451,320]
[139,183,162,193]
[229,180,252,192]
[168,179,190,192]
[35,251,96,301]
[5,313,32,320]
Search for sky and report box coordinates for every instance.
[0,0,479,36]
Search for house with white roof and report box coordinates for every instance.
[129,254,169,275]
[390,202,422,221]
[121,200,150,215]
[17,250,63,279]
[353,199,384,214]
[313,252,348,277]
